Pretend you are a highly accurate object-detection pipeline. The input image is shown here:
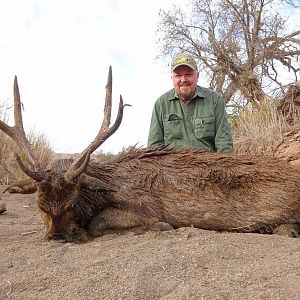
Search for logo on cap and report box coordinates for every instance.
[171,54,198,72]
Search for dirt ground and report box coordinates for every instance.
[0,191,299,300]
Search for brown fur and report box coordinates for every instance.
[8,147,300,242]
[86,148,300,235]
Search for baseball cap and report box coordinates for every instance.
[171,53,198,72]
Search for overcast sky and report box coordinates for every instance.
[0,0,187,154]
[0,0,299,154]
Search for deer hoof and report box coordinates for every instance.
[0,201,6,214]
[148,222,174,232]
[273,223,300,238]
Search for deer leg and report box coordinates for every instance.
[2,178,37,194]
[89,207,174,237]
[273,223,300,238]
[88,207,145,236]
[147,222,174,232]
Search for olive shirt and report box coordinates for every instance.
[147,85,233,153]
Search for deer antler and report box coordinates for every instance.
[64,66,130,181]
[0,77,45,180]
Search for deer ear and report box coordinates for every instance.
[80,174,115,192]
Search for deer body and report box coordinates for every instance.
[85,148,300,236]
[1,68,300,242]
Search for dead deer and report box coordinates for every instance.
[1,67,300,242]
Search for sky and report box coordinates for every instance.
[0,0,188,154]
[0,0,299,154]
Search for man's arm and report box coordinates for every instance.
[213,94,233,153]
[147,101,165,147]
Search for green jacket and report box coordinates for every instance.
[147,86,233,153]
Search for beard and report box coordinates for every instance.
[177,85,195,101]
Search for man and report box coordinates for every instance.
[147,53,233,153]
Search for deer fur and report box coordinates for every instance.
[86,147,300,238]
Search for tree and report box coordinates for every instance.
[157,0,300,107]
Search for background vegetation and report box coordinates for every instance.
[157,0,300,106]
[0,103,52,184]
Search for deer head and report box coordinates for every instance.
[0,67,128,242]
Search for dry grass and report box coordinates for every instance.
[232,84,300,157]
[0,104,53,184]
[0,131,53,184]
[231,98,286,156]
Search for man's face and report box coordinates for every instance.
[171,65,199,102]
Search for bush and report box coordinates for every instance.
[0,104,52,184]
[232,84,300,157]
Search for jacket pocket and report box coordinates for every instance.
[194,116,215,139]
[163,114,183,142]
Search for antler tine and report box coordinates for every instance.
[82,93,125,155]
[15,153,45,181]
[0,77,41,171]
[13,77,41,170]
[81,65,116,155]
[101,65,113,133]
[65,67,129,181]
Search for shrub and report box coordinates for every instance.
[0,104,52,184]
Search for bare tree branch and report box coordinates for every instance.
[157,0,300,106]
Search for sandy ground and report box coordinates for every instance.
[0,191,300,300]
